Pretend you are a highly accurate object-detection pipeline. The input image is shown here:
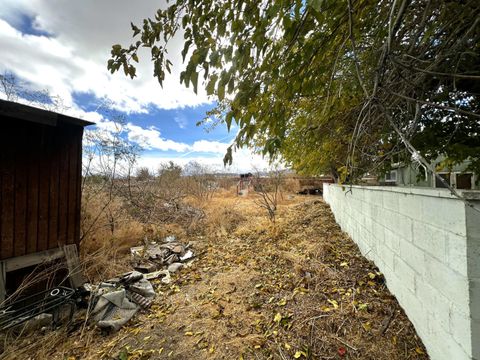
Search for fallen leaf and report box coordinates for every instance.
[274,313,282,323]
[294,350,307,358]
[415,347,425,355]
[357,302,368,311]
[327,299,339,309]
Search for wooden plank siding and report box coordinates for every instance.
[0,123,15,259]
[0,117,85,260]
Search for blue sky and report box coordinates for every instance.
[0,0,269,172]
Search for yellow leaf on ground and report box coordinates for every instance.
[415,347,425,354]
[274,313,282,323]
[362,322,371,331]
[294,350,307,358]
[327,299,339,309]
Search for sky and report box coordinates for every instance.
[0,0,271,173]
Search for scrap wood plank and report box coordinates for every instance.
[0,245,85,302]
[63,244,85,288]
[4,247,65,272]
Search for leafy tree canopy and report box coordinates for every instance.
[109,0,480,181]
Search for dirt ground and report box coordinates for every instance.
[1,192,429,359]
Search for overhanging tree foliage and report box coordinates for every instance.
[108,0,480,181]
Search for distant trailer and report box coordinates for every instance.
[0,99,93,301]
[294,176,334,195]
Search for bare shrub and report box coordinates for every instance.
[253,166,285,224]
[183,161,217,204]
[81,117,139,243]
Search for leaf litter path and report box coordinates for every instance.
[10,197,428,359]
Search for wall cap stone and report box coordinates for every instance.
[325,184,480,200]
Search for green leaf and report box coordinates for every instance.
[182,15,189,28]
[206,74,218,95]
[223,146,233,166]
[130,22,141,37]
[191,71,199,94]
[218,83,225,101]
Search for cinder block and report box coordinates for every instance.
[363,217,373,234]
[372,220,385,244]
[394,256,417,294]
[450,304,472,356]
[395,284,428,333]
[364,188,383,205]
[351,187,364,201]
[384,272,402,297]
[422,197,466,236]
[399,240,425,274]
[424,254,469,310]
[398,193,422,220]
[383,190,399,212]
[370,204,381,222]
[425,325,469,360]
[445,232,468,276]
[378,243,395,270]
[417,281,451,333]
[382,210,413,242]
[413,220,447,263]
[385,228,401,253]
[361,201,371,218]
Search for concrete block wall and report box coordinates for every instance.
[323,184,480,360]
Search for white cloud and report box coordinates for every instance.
[0,0,211,112]
[136,147,272,174]
[125,123,191,152]
[124,123,232,154]
[191,140,229,153]
[174,113,188,129]
[84,120,270,172]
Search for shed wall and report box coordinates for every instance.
[0,118,83,260]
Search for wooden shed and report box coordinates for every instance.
[0,99,93,300]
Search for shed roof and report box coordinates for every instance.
[0,99,95,127]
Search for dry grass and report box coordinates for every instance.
[0,191,429,359]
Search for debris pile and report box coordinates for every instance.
[84,235,195,331]
[88,271,155,332]
[130,235,194,276]
[0,235,195,337]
